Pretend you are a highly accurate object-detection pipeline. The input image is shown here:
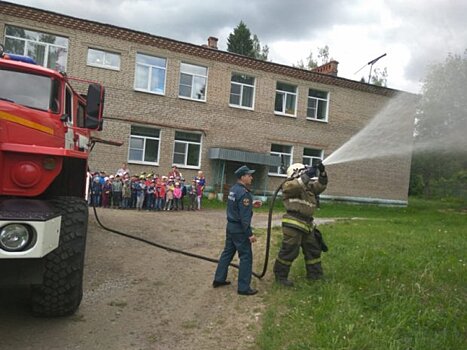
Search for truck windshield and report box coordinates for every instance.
[0,69,58,112]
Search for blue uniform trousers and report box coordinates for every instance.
[214,232,253,292]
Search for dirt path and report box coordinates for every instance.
[1,207,283,350]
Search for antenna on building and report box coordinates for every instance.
[354,53,387,83]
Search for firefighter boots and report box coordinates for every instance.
[273,260,294,287]
[306,262,323,280]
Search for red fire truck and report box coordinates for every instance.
[0,44,104,316]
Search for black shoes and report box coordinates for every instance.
[213,281,258,295]
[237,288,258,296]
[212,280,231,288]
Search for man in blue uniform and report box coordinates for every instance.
[213,165,258,296]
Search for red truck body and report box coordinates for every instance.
[0,46,104,316]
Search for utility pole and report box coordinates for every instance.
[354,53,387,83]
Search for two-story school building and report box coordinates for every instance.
[0,1,416,205]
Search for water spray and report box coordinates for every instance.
[322,93,417,166]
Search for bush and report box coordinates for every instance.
[409,174,425,195]
[428,171,467,199]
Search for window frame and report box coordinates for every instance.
[128,126,161,165]
[4,25,68,71]
[87,48,121,71]
[178,62,208,102]
[229,72,256,110]
[172,131,202,169]
[269,144,293,177]
[307,88,329,122]
[274,82,298,117]
[134,53,167,95]
[302,148,324,167]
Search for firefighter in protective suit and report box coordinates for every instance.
[273,162,328,286]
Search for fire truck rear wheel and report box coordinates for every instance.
[31,197,88,317]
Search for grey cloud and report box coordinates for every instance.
[382,1,467,83]
[16,0,366,45]
[12,0,467,92]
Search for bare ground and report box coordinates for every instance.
[0,207,286,350]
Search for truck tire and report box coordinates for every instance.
[31,197,88,317]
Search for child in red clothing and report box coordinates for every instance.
[155,177,166,211]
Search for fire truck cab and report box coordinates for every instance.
[0,43,104,316]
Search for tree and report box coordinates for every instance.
[359,67,388,86]
[370,67,388,87]
[317,45,330,64]
[409,50,467,198]
[294,52,317,70]
[227,21,268,61]
[227,21,254,58]
[294,45,330,70]
[252,34,269,61]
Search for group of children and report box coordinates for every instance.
[90,165,206,211]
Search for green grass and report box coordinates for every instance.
[255,197,466,350]
[199,197,227,209]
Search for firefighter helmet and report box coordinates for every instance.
[286,163,305,178]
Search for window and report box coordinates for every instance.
[4,25,68,71]
[230,73,255,109]
[269,144,293,176]
[275,82,297,116]
[65,86,72,123]
[179,63,208,101]
[128,126,160,164]
[0,69,53,111]
[307,89,329,121]
[134,53,167,94]
[173,131,202,168]
[87,48,121,70]
[77,102,85,128]
[302,148,323,167]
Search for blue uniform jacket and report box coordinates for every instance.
[226,182,253,236]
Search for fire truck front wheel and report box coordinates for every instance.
[31,197,88,317]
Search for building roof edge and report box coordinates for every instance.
[0,1,410,96]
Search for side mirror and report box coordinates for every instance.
[85,83,105,130]
[0,43,4,57]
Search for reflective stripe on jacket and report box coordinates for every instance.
[282,173,327,226]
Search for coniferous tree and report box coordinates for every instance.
[227,21,254,58]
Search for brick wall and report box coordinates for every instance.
[0,4,416,203]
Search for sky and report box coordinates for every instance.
[10,0,467,94]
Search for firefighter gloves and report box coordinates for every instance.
[317,162,325,173]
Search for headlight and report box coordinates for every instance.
[0,224,34,252]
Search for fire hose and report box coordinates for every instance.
[92,179,287,280]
